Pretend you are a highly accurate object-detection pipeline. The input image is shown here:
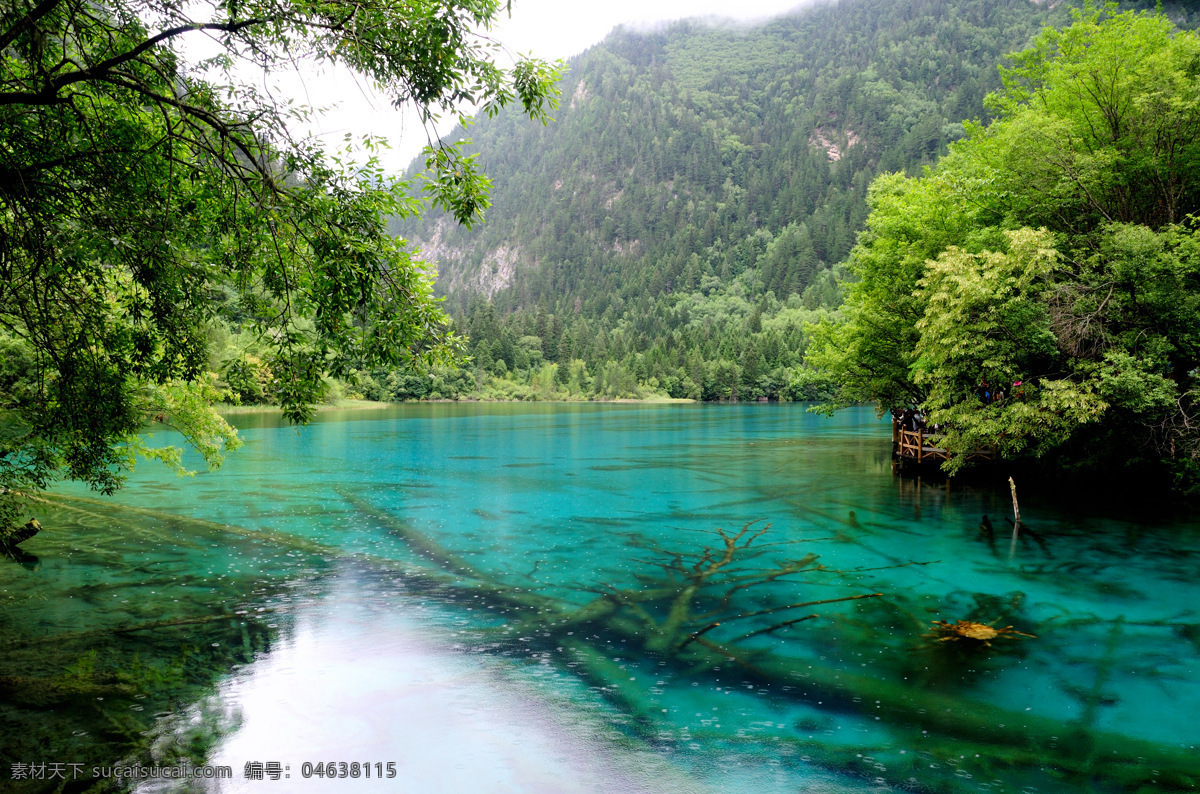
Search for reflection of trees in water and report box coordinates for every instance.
[0,496,298,789]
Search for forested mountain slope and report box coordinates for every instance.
[381,0,1190,402]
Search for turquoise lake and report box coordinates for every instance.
[3,403,1198,792]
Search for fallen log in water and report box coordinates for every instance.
[6,613,258,650]
[342,492,1199,790]
[0,672,135,708]
[27,491,1196,789]
[43,493,335,555]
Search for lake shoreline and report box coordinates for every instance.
[215,395,697,415]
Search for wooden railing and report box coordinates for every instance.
[893,424,995,464]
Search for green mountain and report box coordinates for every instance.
[381,0,1190,403]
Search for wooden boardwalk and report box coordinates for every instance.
[892,422,995,466]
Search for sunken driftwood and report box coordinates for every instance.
[341,491,1199,791]
[25,492,1198,790]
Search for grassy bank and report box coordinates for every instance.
[214,398,394,415]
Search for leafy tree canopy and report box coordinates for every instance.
[0,0,560,538]
[808,3,1200,489]
[386,0,1080,407]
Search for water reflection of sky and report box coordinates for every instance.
[173,564,866,794]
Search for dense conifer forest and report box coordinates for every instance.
[361,0,1187,403]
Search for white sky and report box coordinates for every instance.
[491,0,809,61]
[244,0,813,174]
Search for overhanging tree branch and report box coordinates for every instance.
[0,0,67,52]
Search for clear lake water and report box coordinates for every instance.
[2,403,1198,793]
